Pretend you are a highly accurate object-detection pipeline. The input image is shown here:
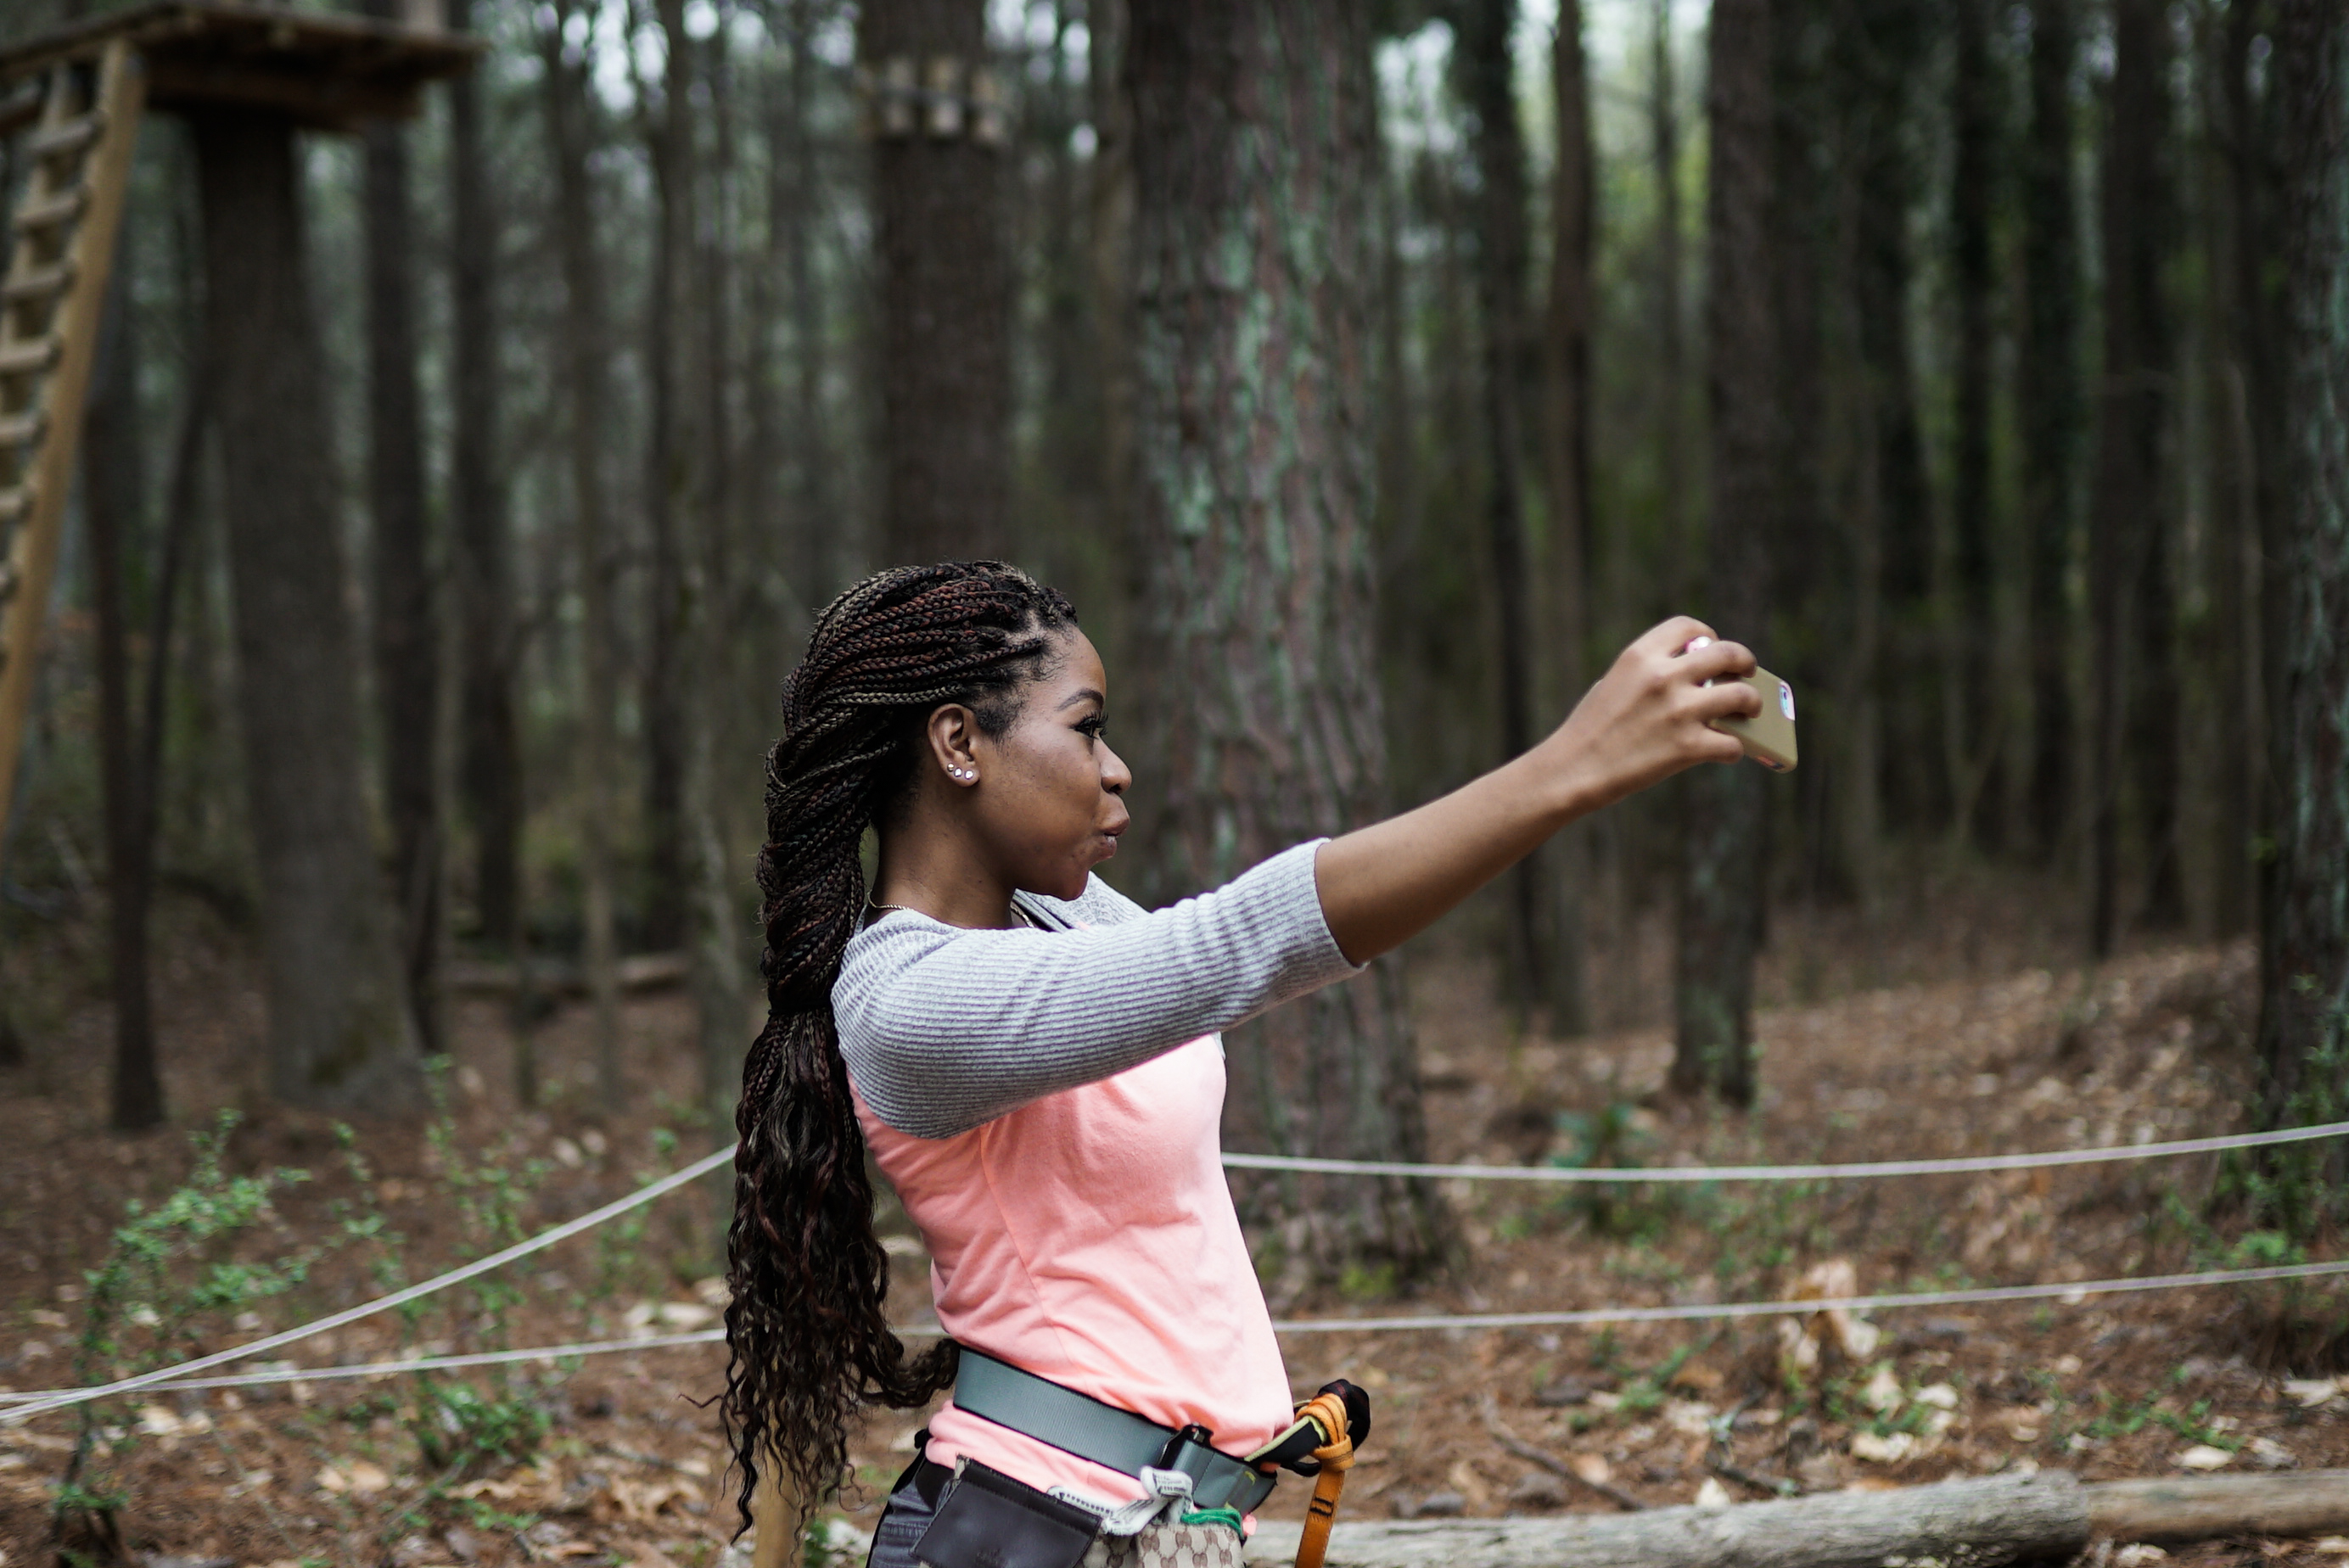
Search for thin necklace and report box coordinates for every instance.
[866,895,1034,927]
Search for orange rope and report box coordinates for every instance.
[1291,1392,1355,1568]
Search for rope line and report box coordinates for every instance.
[6,1118,2338,1425]
[0,1144,737,1428]
[1219,1118,2349,1184]
[4,1260,2341,1416]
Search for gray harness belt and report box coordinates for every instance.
[951,1347,1280,1515]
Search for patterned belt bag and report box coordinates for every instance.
[913,1459,1245,1568]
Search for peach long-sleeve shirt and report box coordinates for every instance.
[834,843,1359,1508]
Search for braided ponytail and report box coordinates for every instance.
[721,562,1078,1532]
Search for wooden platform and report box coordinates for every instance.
[0,2,479,133]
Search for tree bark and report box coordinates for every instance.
[1650,0,1687,599]
[1241,1470,2088,1568]
[1670,0,1773,1107]
[1845,0,1937,839]
[1541,0,1594,1036]
[2088,0,2176,956]
[640,0,695,955]
[85,220,162,1132]
[863,0,1011,564]
[362,0,440,1055]
[1455,0,1544,1017]
[448,0,521,960]
[1948,0,1999,849]
[2021,0,2081,860]
[1128,0,1446,1279]
[191,109,423,1112]
[2256,0,2349,1205]
[541,0,625,1107]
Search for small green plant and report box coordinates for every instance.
[53,1113,317,1555]
[1550,1099,1677,1240]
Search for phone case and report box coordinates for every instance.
[1712,668,1798,772]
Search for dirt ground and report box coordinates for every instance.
[1,870,2344,1567]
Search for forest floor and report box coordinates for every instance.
[0,867,2345,1567]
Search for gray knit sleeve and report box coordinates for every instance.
[833,841,1360,1139]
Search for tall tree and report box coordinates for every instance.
[1454,0,1545,1014]
[2021,0,2082,860]
[1650,0,1688,591]
[1846,0,1938,838]
[1671,0,1774,1106]
[84,224,161,1130]
[191,109,423,1111]
[541,0,625,1105]
[363,0,440,1054]
[1948,0,1999,847]
[640,0,696,955]
[2088,0,2177,955]
[449,0,522,960]
[862,0,1012,563]
[2258,0,2349,1211]
[1128,0,1446,1276]
[1542,0,1595,1035]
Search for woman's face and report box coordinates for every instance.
[967,629,1132,900]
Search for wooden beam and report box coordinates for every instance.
[2088,1471,2349,1546]
[1240,1470,2349,1568]
[1241,1472,2088,1568]
[148,60,424,132]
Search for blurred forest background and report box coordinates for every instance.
[0,0,2344,1280]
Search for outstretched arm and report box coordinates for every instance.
[1315,617,1762,965]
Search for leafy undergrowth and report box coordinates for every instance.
[0,880,2343,1565]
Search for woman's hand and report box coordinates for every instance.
[1315,617,1763,965]
[1539,617,1762,815]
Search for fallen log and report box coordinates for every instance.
[1239,1470,2349,1567]
[2087,1470,2349,1545]
[1241,1470,2088,1568]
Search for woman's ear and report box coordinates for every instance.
[926,704,983,787]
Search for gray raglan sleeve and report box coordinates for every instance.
[833,841,1361,1139]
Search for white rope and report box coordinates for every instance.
[1219,1118,2349,1184]
[1269,1258,2349,1333]
[5,1116,2335,1424]
[5,1260,2341,1416]
[0,1144,737,1428]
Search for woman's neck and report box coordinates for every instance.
[872,832,1021,930]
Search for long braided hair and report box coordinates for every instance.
[722,561,1079,1528]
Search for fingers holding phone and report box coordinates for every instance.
[1684,636,1799,772]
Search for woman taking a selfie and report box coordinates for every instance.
[721,561,1760,1568]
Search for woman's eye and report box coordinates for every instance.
[1076,716,1106,740]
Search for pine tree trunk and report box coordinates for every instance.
[362,8,440,1055]
[2256,0,2349,1206]
[2208,3,2266,939]
[85,226,161,1131]
[863,0,1011,564]
[787,0,832,608]
[541,0,624,1106]
[1128,0,1447,1280]
[1456,0,1545,1016]
[1670,0,1772,1107]
[1542,0,1594,1037]
[1948,0,1999,850]
[2088,0,2175,956]
[1846,0,1937,839]
[2021,0,2081,860]
[448,0,521,960]
[641,0,696,956]
[1650,0,1686,600]
[191,109,423,1112]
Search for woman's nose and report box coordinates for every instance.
[1101,742,1133,795]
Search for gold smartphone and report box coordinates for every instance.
[1713,669,1799,772]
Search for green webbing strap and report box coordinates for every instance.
[951,1347,1278,1515]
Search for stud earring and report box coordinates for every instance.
[950,765,974,781]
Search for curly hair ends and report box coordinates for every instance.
[722,562,1078,1535]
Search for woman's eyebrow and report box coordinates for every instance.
[1057,688,1106,711]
